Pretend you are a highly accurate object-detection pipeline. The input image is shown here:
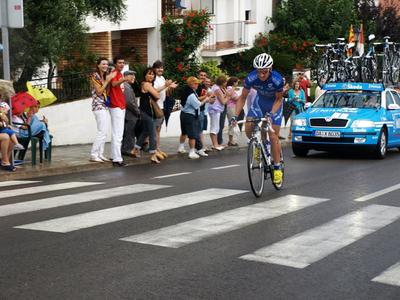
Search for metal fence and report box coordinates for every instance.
[14,71,92,103]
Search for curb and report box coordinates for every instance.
[1,140,292,181]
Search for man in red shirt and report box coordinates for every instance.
[109,55,128,166]
[299,72,311,103]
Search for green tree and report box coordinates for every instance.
[353,0,378,35]
[272,0,357,42]
[376,1,400,40]
[4,0,125,83]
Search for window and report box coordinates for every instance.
[200,0,214,14]
[390,91,400,106]
[386,91,395,106]
[245,10,251,21]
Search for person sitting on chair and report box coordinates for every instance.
[18,102,51,151]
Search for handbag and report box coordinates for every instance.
[150,99,164,118]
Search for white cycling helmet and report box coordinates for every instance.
[253,53,273,69]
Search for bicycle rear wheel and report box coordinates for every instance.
[382,54,391,84]
[247,139,265,197]
[391,54,400,83]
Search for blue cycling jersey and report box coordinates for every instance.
[244,69,284,100]
[244,69,284,124]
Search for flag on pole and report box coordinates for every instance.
[357,23,365,56]
[347,24,356,57]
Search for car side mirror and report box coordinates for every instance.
[388,103,400,110]
[304,102,312,110]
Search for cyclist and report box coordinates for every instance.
[232,53,284,184]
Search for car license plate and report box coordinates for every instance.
[314,130,341,138]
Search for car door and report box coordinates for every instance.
[388,91,400,143]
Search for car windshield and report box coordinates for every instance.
[313,91,381,108]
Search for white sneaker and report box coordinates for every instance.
[14,143,25,150]
[177,145,187,153]
[188,152,200,159]
[89,156,103,163]
[197,149,208,157]
[99,155,110,162]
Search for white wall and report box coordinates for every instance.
[40,87,287,146]
[38,98,184,146]
[86,0,159,33]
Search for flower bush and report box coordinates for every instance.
[160,10,211,88]
[221,32,318,78]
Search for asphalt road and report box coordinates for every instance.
[1,147,400,300]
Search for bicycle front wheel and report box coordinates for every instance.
[247,139,265,197]
[316,57,330,87]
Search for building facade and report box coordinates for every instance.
[86,0,273,66]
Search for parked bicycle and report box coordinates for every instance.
[380,36,393,85]
[237,114,284,197]
[361,34,379,83]
[315,43,335,87]
[391,42,400,83]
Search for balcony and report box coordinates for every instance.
[202,21,251,57]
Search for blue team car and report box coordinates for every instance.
[291,82,400,158]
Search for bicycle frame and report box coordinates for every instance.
[238,117,273,169]
[237,115,284,196]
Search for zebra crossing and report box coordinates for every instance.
[2,179,400,287]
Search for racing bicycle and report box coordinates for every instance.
[237,115,284,197]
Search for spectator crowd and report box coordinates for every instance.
[89,55,248,166]
[0,54,313,172]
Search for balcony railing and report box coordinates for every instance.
[203,21,249,51]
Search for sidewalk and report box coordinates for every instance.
[0,127,291,180]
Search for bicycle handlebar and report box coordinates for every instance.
[236,118,275,133]
[236,118,268,124]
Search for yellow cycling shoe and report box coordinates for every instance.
[273,169,283,184]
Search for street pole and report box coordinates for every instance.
[1,0,14,164]
[1,0,11,80]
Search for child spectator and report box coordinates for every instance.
[0,102,25,151]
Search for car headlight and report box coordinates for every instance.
[351,120,375,128]
[292,118,307,126]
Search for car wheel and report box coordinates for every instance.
[374,128,387,159]
[292,144,309,157]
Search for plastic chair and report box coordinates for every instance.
[12,122,52,166]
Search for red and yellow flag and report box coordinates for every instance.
[357,23,365,56]
[347,24,356,56]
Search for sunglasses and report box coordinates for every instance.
[257,68,271,75]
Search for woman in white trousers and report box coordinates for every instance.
[89,57,115,162]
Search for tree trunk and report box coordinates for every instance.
[47,60,56,89]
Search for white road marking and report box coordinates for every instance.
[0,182,102,199]
[372,262,400,286]
[354,183,400,202]
[120,195,329,248]
[0,184,170,217]
[0,180,40,188]
[153,172,192,179]
[15,188,247,233]
[211,164,240,170]
[240,205,400,268]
